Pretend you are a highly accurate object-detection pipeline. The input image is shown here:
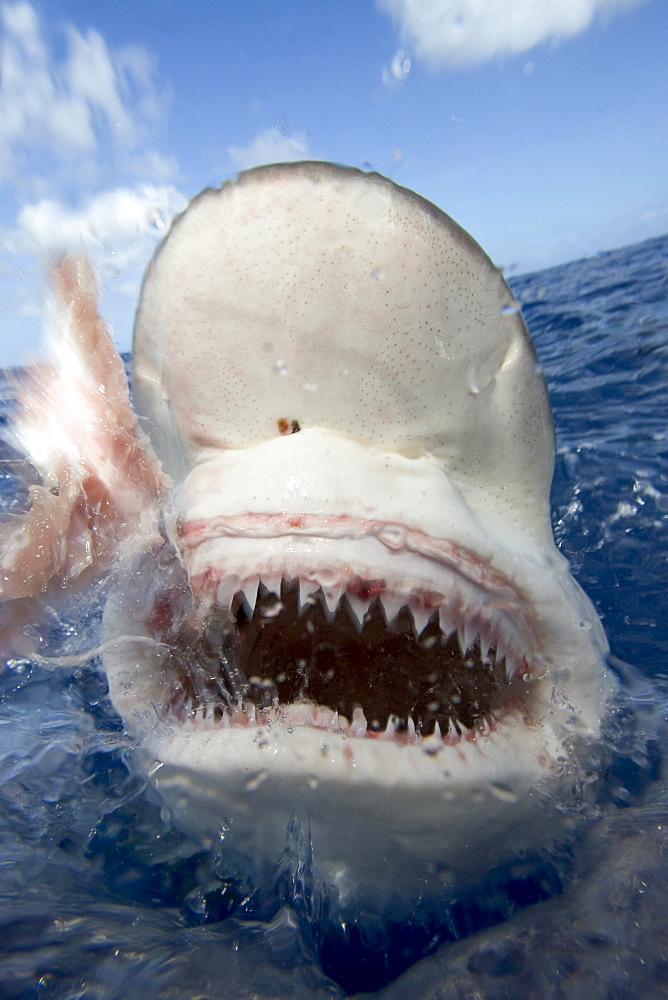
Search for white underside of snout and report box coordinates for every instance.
[174,429,552,558]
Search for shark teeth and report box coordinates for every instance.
[349,706,368,736]
[233,574,532,681]
[236,578,260,617]
[172,573,534,743]
[226,574,532,657]
[298,579,320,614]
[345,594,371,631]
[379,593,407,627]
[321,586,343,621]
[408,604,435,638]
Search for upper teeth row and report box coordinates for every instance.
[224,576,529,681]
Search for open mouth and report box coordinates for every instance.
[155,574,536,743]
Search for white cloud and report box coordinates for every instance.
[0,4,184,362]
[228,126,310,171]
[0,1,169,184]
[377,0,644,67]
[11,185,187,274]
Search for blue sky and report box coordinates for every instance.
[0,0,666,366]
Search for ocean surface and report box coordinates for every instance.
[0,233,666,999]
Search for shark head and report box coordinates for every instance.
[97,163,612,899]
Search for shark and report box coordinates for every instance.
[0,161,614,909]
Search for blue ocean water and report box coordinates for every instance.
[0,234,666,999]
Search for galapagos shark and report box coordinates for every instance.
[1,162,613,906]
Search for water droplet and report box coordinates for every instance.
[434,335,450,358]
[489,782,519,803]
[245,770,269,791]
[302,382,318,392]
[147,207,165,231]
[500,303,521,316]
[275,359,288,375]
[262,599,284,619]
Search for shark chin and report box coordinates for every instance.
[3,161,613,911]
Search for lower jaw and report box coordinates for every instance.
[141,711,568,908]
[102,548,569,892]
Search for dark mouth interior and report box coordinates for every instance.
[160,579,532,739]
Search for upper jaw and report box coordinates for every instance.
[170,426,542,688]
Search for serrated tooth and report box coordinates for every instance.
[433,720,442,741]
[345,594,371,631]
[446,718,460,742]
[239,578,260,615]
[380,715,400,740]
[350,706,367,737]
[438,607,456,638]
[457,626,468,657]
[409,605,432,637]
[329,710,341,732]
[406,715,417,742]
[298,579,320,614]
[379,593,406,627]
[260,574,282,599]
[479,629,491,662]
[505,656,518,681]
[464,617,478,654]
[321,586,343,621]
[216,577,239,613]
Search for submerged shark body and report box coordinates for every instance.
[1,163,612,908]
